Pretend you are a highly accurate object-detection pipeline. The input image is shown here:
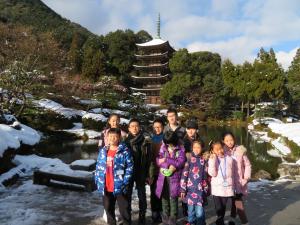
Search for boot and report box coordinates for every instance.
[161,214,169,225]
[152,211,162,223]
[168,216,177,225]
[138,213,145,225]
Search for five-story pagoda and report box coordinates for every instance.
[131,14,175,104]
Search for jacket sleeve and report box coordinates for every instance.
[208,157,218,177]
[180,161,189,193]
[123,147,133,187]
[166,145,186,169]
[232,157,239,190]
[98,131,105,148]
[156,144,166,166]
[94,147,104,188]
[243,154,252,181]
[146,140,153,179]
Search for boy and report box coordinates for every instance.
[125,118,152,224]
[149,118,164,222]
[164,108,186,144]
[95,128,133,225]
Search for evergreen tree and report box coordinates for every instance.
[287,48,300,103]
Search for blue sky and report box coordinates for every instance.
[42,0,300,69]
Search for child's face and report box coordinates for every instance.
[167,112,177,125]
[187,128,196,138]
[213,143,224,157]
[153,122,163,135]
[192,142,202,155]
[129,122,140,136]
[108,133,120,146]
[223,135,235,149]
[109,115,119,128]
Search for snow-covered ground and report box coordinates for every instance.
[268,122,300,146]
[0,154,94,187]
[63,123,102,139]
[0,123,40,157]
[249,117,299,158]
[33,99,86,119]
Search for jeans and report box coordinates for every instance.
[187,204,205,225]
[127,181,147,215]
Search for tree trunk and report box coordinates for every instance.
[241,101,244,113]
[247,101,250,118]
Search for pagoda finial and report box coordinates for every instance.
[156,13,161,38]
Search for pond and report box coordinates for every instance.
[33,125,281,179]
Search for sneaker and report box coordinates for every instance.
[228,221,235,225]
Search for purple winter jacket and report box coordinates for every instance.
[155,143,186,198]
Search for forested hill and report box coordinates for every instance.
[0,0,94,49]
[0,0,152,82]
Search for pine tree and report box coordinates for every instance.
[287,48,300,102]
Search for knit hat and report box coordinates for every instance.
[186,119,198,129]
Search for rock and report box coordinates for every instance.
[254,170,272,180]
[277,163,300,180]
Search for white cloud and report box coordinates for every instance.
[276,47,298,70]
[41,0,300,67]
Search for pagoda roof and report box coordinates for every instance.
[131,74,170,80]
[135,51,169,58]
[133,62,169,69]
[136,38,167,47]
[130,87,162,91]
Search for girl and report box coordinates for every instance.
[208,141,238,225]
[156,131,186,225]
[180,140,209,225]
[222,132,251,225]
[99,113,127,148]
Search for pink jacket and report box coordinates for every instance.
[98,128,127,147]
[225,145,251,195]
[208,155,238,197]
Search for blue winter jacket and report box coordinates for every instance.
[94,142,133,196]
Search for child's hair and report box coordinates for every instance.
[208,140,223,152]
[129,118,140,126]
[192,139,205,149]
[108,128,121,136]
[222,131,235,141]
[163,130,178,146]
[106,113,120,128]
[167,107,178,116]
[153,117,165,127]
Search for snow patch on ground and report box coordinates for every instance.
[83,113,107,122]
[62,123,102,139]
[0,123,40,157]
[268,122,300,146]
[33,98,86,119]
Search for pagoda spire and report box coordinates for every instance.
[156,13,161,38]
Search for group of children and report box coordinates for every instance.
[94,108,252,225]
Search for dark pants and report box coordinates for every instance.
[213,196,232,225]
[230,194,248,224]
[182,202,188,217]
[127,180,147,215]
[150,175,162,213]
[103,191,131,225]
[161,177,178,218]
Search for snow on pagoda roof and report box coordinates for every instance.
[131,74,170,79]
[136,38,168,47]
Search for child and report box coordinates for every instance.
[222,132,251,225]
[125,118,152,224]
[182,119,201,219]
[99,113,127,148]
[164,108,186,144]
[156,131,186,225]
[149,118,165,223]
[180,140,209,225]
[208,141,237,225]
[95,128,133,225]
